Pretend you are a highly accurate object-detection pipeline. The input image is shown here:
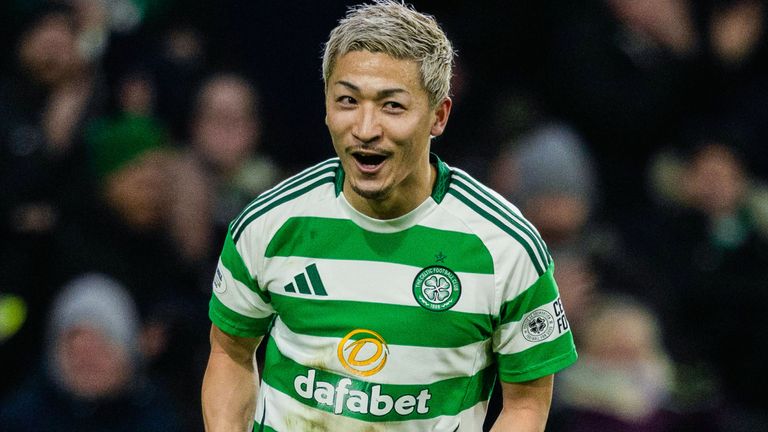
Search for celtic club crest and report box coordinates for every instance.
[521,309,555,342]
[412,266,461,312]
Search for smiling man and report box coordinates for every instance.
[201,2,577,431]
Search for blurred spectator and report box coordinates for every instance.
[649,142,768,426]
[547,295,715,432]
[48,113,210,424]
[693,0,768,178]
[173,72,282,252]
[115,68,156,116]
[0,1,107,397]
[0,1,105,249]
[490,121,599,254]
[539,0,699,219]
[0,273,181,432]
[492,121,677,320]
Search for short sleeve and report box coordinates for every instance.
[209,228,275,337]
[493,261,578,382]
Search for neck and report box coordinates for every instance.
[345,160,436,220]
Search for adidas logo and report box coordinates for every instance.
[284,263,327,296]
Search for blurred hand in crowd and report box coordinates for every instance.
[607,0,697,55]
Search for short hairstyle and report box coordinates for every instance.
[322,0,454,108]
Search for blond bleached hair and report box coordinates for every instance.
[322,0,454,108]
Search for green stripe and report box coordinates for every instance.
[233,159,338,231]
[209,295,273,337]
[265,217,494,274]
[430,153,452,203]
[271,294,493,348]
[262,338,495,421]
[233,176,336,243]
[498,261,558,325]
[253,422,277,432]
[306,264,327,296]
[253,423,277,432]
[220,230,270,303]
[451,172,550,266]
[497,333,577,382]
[447,188,545,276]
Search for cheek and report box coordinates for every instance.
[382,116,428,144]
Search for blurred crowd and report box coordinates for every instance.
[1,1,767,431]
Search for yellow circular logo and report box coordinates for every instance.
[337,329,389,377]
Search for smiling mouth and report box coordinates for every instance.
[352,152,388,171]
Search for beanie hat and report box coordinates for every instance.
[48,273,139,354]
[510,122,597,210]
[85,113,168,180]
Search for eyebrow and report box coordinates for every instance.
[335,80,408,99]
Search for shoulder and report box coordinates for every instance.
[441,165,551,277]
[228,157,341,244]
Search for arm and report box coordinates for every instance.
[201,324,263,432]
[490,374,554,432]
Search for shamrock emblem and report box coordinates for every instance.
[529,317,547,334]
[423,275,451,303]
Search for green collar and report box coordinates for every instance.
[334,152,452,203]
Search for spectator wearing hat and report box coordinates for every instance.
[0,273,181,432]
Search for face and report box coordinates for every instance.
[18,14,81,87]
[56,325,132,398]
[194,79,258,173]
[104,150,170,231]
[325,50,451,218]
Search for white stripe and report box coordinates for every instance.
[261,258,496,315]
[448,183,548,274]
[232,160,338,234]
[271,318,494,385]
[494,297,567,355]
[214,260,274,319]
[256,381,489,431]
[451,172,548,262]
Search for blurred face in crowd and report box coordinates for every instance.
[193,77,259,174]
[325,50,451,218]
[18,13,82,87]
[684,143,746,217]
[55,324,132,399]
[118,73,155,116]
[523,195,589,245]
[104,151,170,231]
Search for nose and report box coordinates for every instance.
[352,104,381,145]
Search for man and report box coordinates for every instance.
[0,273,181,432]
[202,2,577,431]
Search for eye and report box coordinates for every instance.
[336,95,357,106]
[383,101,405,112]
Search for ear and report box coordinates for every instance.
[430,97,452,137]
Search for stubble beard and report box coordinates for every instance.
[350,181,392,201]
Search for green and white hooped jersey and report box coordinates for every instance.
[210,155,577,431]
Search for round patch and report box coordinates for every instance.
[412,266,461,312]
[522,309,555,342]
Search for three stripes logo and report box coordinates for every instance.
[284,263,327,296]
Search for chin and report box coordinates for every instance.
[351,182,391,201]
